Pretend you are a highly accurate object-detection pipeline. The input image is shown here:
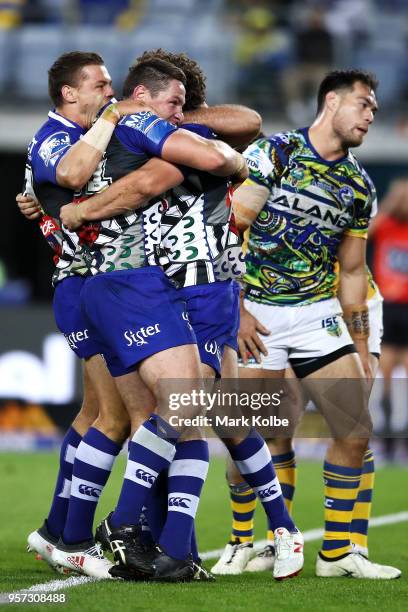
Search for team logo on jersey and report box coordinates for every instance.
[38,131,71,167]
[338,186,354,206]
[120,111,154,132]
[290,167,305,181]
[244,144,273,178]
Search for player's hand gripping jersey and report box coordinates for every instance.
[243,129,377,306]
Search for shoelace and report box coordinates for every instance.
[258,545,275,558]
[228,543,249,563]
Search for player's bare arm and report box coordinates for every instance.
[60,158,184,229]
[161,128,248,179]
[183,104,262,148]
[56,100,149,190]
[337,234,371,378]
[232,180,269,232]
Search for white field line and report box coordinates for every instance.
[201,510,408,560]
[1,510,407,602]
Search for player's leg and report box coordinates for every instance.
[350,295,382,557]
[212,300,304,579]
[61,355,130,546]
[79,269,208,580]
[246,367,304,572]
[27,361,99,572]
[28,277,103,571]
[300,354,400,579]
[109,343,207,581]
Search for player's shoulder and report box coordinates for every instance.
[118,110,175,135]
[348,151,376,195]
[29,111,82,163]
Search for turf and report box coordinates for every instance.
[0,453,407,611]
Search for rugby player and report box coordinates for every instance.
[45,57,251,582]
[218,265,385,575]
[224,70,400,579]
[19,53,260,582]
[20,51,155,579]
[62,51,304,582]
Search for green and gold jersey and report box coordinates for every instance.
[242,128,377,306]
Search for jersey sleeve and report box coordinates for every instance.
[345,172,377,239]
[116,111,177,158]
[32,130,74,184]
[243,138,277,190]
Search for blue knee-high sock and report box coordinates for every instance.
[229,430,296,532]
[190,527,199,563]
[45,427,82,539]
[63,427,121,544]
[142,470,168,544]
[159,440,209,560]
[110,415,179,529]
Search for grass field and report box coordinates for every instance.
[0,453,407,611]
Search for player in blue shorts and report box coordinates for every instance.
[19,53,259,582]
[47,57,251,582]
[61,51,304,581]
[20,51,154,579]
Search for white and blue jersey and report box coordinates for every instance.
[78,111,196,375]
[25,111,100,359]
[25,110,87,278]
[72,111,178,278]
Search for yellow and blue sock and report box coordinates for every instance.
[229,481,257,544]
[266,450,297,542]
[320,460,362,560]
[350,449,375,555]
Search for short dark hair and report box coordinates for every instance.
[135,49,206,111]
[317,69,379,114]
[48,51,104,107]
[122,58,186,99]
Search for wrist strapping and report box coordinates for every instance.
[81,103,120,153]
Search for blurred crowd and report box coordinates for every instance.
[0,0,148,28]
[0,0,408,122]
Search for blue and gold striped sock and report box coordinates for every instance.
[320,461,362,560]
[350,449,375,555]
[229,481,257,544]
[267,450,297,542]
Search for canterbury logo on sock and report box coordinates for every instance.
[78,484,101,498]
[135,469,156,484]
[168,496,191,509]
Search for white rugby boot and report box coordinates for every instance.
[27,524,70,575]
[245,544,275,572]
[316,552,401,579]
[273,528,304,580]
[211,541,253,575]
[52,539,114,579]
